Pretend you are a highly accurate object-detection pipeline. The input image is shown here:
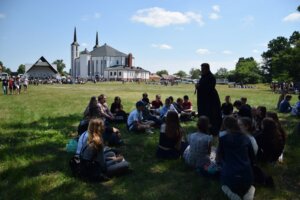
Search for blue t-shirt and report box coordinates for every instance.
[127,109,143,129]
[279,100,292,113]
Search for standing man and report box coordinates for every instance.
[2,77,8,95]
[195,63,222,135]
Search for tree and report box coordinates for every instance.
[215,68,229,79]
[289,31,300,46]
[297,5,300,12]
[0,61,11,74]
[17,64,25,74]
[174,70,187,78]
[261,36,290,81]
[53,59,66,75]
[156,70,168,77]
[234,57,262,84]
[189,68,201,79]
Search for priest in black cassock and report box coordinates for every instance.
[195,63,222,135]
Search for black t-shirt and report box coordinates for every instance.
[221,103,233,115]
[2,79,8,86]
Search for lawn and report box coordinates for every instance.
[0,82,299,200]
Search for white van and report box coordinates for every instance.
[0,72,9,80]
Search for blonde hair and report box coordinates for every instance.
[87,118,105,150]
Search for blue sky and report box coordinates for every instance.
[0,0,299,74]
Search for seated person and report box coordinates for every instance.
[110,96,127,122]
[160,98,178,119]
[141,92,150,107]
[83,96,101,120]
[156,111,188,159]
[233,100,252,118]
[173,97,193,121]
[217,116,255,200]
[182,95,195,115]
[255,118,285,163]
[221,95,233,117]
[150,94,163,115]
[183,116,218,176]
[279,95,292,113]
[291,95,300,116]
[98,94,115,123]
[79,119,129,181]
[127,101,155,133]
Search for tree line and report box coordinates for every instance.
[157,29,299,84]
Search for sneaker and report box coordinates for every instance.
[221,185,241,200]
[243,185,255,200]
[146,129,154,134]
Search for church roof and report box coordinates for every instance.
[90,43,127,57]
[80,48,90,55]
[105,65,149,72]
[26,56,58,74]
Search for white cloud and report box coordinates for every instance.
[151,43,172,50]
[212,5,220,12]
[131,7,204,27]
[252,49,260,54]
[283,12,300,22]
[0,13,6,19]
[222,50,232,55]
[196,48,211,55]
[81,43,88,47]
[209,13,220,20]
[81,12,101,21]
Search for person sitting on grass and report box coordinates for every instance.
[291,95,300,116]
[182,95,196,116]
[221,95,233,117]
[279,95,292,113]
[183,116,219,177]
[173,97,193,121]
[98,94,115,123]
[83,96,101,120]
[156,111,188,159]
[160,97,178,119]
[253,106,267,131]
[217,116,255,200]
[79,119,129,181]
[233,100,252,119]
[127,101,155,134]
[110,96,127,123]
[150,94,163,115]
[255,117,285,163]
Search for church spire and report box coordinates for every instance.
[93,31,100,49]
[71,27,79,46]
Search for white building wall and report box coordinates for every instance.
[79,54,90,78]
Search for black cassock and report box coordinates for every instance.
[197,72,222,135]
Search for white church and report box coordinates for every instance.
[70,28,150,81]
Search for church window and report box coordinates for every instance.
[119,72,122,76]
[114,72,117,76]
[110,72,113,76]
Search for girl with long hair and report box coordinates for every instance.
[156,111,187,159]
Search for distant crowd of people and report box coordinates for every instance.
[270,81,299,94]
[2,77,28,95]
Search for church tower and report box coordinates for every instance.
[71,27,79,77]
[93,31,100,49]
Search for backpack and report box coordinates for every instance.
[69,145,109,182]
[69,155,81,177]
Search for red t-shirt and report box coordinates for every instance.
[151,100,163,109]
[182,101,192,110]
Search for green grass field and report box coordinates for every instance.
[0,82,299,200]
